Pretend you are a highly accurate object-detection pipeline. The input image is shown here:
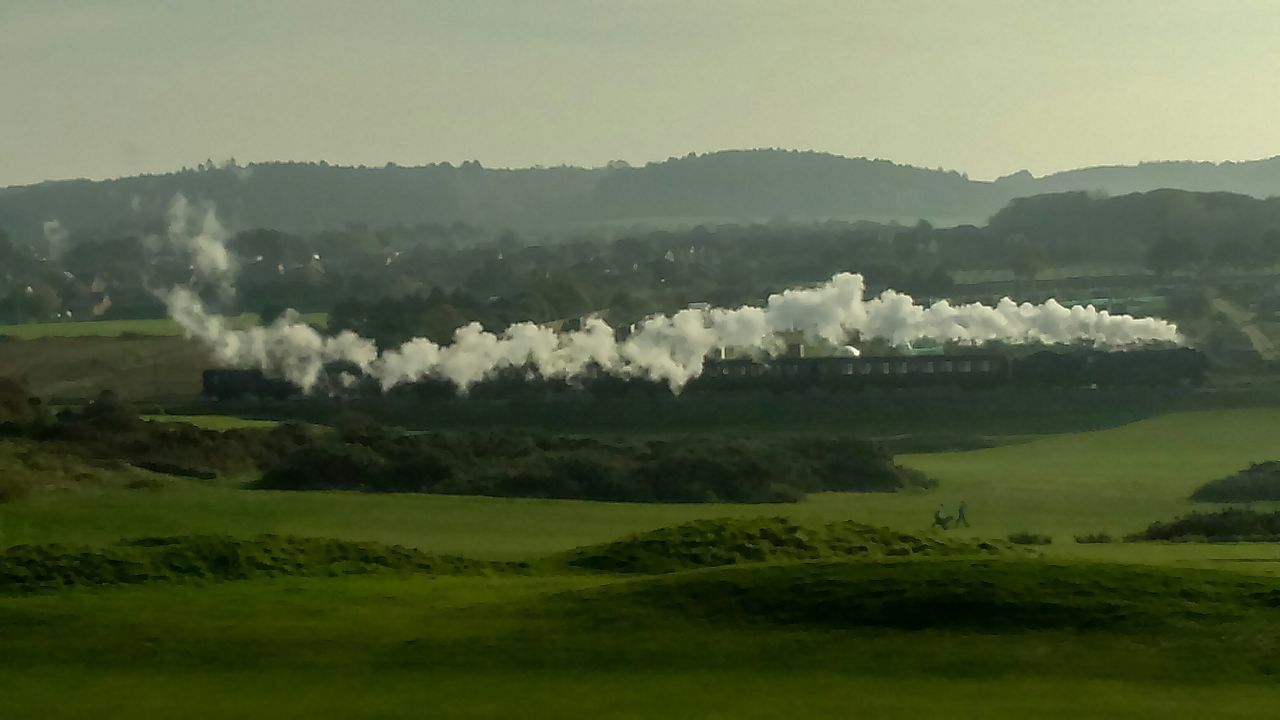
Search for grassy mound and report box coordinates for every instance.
[574,560,1280,632]
[1191,461,1280,502]
[559,517,1011,574]
[0,535,526,593]
[1134,508,1280,542]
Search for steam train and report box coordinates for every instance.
[689,347,1206,391]
[202,347,1207,400]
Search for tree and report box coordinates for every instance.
[1145,235,1203,275]
[21,283,61,322]
[1259,229,1280,265]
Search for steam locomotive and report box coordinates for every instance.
[202,347,1207,400]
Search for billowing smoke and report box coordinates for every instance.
[162,286,377,393]
[162,268,1182,395]
[166,194,236,296]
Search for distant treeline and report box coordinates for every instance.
[3,166,1280,335]
[7,149,1280,246]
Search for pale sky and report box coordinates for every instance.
[3,0,1279,187]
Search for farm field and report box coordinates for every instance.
[140,413,281,430]
[0,314,327,400]
[0,335,213,399]
[2,406,1280,718]
[0,313,328,339]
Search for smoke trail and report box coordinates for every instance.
[163,271,1182,395]
[162,287,377,393]
[166,193,236,296]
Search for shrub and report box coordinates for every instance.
[258,443,388,491]
[0,377,39,425]
[1007,532,1052,545]
[1135,508,1280,542]
[1074,533,1114,544]
[1191,461,1280,503]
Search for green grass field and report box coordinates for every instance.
[140,413,281,430]
[2,407,1280,717]
[1,565,1279,719]
[4,408,1278,557]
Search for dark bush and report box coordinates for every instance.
[0,377,40,425]
[1191,462,1280,503]
[253,430,932,504]
[1135,509,1280,542]
[1008,532,1052,545]
[10,387,933,505]
[259,443,388,491]
[1074,533,1114,544]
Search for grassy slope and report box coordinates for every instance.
[4,406,1280,718]
[0,438,172,501]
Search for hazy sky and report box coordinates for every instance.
[3,0,1279,187]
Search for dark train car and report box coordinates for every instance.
[1011,347,1206,388]
[202,369,297,400]
[1011,350,1088,387]
[694,354,1010,391]
[1085,347,1207,387]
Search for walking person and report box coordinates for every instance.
[954,500,970,528]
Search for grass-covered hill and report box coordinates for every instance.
[569,559,1280,633]
[0,517,1011,595]
[0,535,526,594]
[559,517,1009,574]
[2,551,1280,719]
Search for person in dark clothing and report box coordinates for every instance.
[932,505,952,530]
[955,500,970,528]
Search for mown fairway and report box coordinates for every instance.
[2,564,1280,720]
[3,408,1278,560]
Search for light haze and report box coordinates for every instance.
[3,0,1278,187]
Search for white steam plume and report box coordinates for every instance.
[164,286,378,394]
[166,193,236,295]
[162,271,1182,395]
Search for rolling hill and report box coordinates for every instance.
[4,149,1280,249]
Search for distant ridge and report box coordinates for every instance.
[3,149,1280,246]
